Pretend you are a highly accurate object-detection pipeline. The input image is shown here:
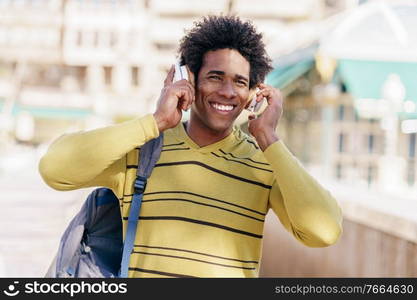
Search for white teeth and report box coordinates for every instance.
[212,103,234,111]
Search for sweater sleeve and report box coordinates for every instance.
[38,114,159,196]
[263,140,343,247]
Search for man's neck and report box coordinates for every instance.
[185,119,232,148]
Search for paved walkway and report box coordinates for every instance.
[0,153,91,277]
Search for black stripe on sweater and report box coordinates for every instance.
[161,147,190,152]
[154,161,272,189]
[143,191,266,216]
[132,251,256,270]
[123,216,263,239]
[211,152,272,173]
[134,142,185,151]
[137,198,264,222]
[129,267,197,278]
[245,138,259,150]
[163,142,185,147]
[219,149,270,166]
[134,244,259,264]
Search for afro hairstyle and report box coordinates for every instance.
[178,15,273,89]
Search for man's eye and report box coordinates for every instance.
[237,81,247,86]
[209,75,221,80]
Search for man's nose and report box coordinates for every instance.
[217,81,237,99]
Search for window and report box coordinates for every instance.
[367,165,374,186]
[103,66,112,86]
[131,66,140,87]
[368,134,374,153]
[338,132,345,153]
[336,163,342,180]
[409,133,416,158]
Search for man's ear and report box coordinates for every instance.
[245,88,257,109]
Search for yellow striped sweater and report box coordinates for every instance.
[39,114,342,278]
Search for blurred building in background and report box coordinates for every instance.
[0,0,357,144]
[1,0,416,277]
[264,0,417,194]
[317,0,417,194]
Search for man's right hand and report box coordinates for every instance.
[153,65,195,133]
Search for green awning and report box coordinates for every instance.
[267,44,316,89]
[267,59,314,89]
[0,100,92,119]
[337,59,417,119]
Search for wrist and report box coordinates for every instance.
[254,131,279,151]
[153,112,168,133]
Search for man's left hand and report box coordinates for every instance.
[247,83,283,151]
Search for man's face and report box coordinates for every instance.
[190,48,251,134]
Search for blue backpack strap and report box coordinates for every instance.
[120,134,163,278]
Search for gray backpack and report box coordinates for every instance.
[45,135,163,278]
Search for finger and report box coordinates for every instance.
[257,88,272,97]
[164,65,175,87]
[256,89,271,104]
[174,79,194,93]
[185,80,195,96]
[187,90,194,110]
[257,88,281,105]
[185,81,196,108]
[178,89,187,110]
[258,86,282,98]
[176,87,192,111]
[184,89,192,110]
[259,83,282,98]
[180,81,195,110]
[172,79,195,110]
[248,114,256,121]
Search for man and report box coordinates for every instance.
[39,16,342,278]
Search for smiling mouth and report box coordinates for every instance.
[209,102,236,113]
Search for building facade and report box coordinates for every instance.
[0,0,355,144]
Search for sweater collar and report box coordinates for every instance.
[172,121,240,153]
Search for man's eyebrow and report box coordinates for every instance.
[207,70,249,82]
[207,70,225,76]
